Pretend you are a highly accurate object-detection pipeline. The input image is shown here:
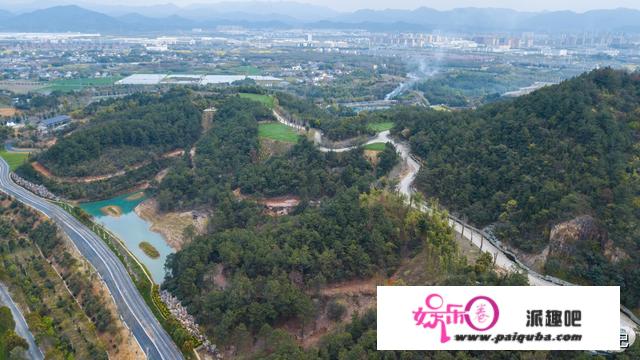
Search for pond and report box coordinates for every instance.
[80,191,174,284]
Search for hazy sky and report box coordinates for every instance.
[5,0,640,12]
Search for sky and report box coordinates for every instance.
[298,0,640,12]
[3,0,640,13]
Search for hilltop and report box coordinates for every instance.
[393,68,640,311]
[2,4,640,33]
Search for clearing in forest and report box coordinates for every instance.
[239,93,275,109]
[258,122,300,143]
[362,142,386,151]
[367,122,394,132]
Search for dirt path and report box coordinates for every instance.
[295,278,378,348]
[318,279,376,297]
[31,149,185,184]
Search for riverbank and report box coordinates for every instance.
[134,198,208,251]
[80,192,175,283]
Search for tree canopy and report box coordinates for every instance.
[392,68,640,310]
[37,89,201,177]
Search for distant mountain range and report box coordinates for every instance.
[1,3,640,33]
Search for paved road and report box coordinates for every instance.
[394,137,639,348]
[0,159,183,360]
[275,112,638,347]
[3,142,36,153]
[0,282,44,360]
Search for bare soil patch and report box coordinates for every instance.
[0,107,18,116]
[259,138,293,160]
[32,161,126,183]
[295,278,380,348]
[135,198,207,250]
[32,148,184,184]
[363,149,380,165]
[31,161,53,178]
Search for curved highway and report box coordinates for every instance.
[0,159,183,360]
[274,110,639,347]
[0,282,44,360]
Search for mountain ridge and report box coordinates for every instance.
[1,4,640,33]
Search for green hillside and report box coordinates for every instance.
[35,89,201,178]
[393,68,640,310]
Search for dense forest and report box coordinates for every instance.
[156,96,269,210]
[237,139,378,198]
[17,158,173,200]
[392,68,640,311]
[411,65,565,107]
[276,92,375,141]
[157,96,396,210]
[35,89,201,177]
[164,189,525,353]
[151,90,569,356]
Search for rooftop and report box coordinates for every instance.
[41,115,71,126]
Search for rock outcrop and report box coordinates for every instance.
[548,215,628,263]
[548,215,607,256]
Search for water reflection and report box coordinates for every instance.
[80,192,173,284]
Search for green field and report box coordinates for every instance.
[239,93,275,109]
[42,76,122,92]
[0,151,29,170]
[367,122,394,132]
[362,142,387,151]
[258,122,300,143]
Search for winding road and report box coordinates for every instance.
[274,110,638,348]
[0,282,44,360]
[0,159,183,360]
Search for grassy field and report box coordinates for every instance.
[258,122,300,143]
[239,93,275,109]
[367,122,394,132]
[42,77,122,92]
[0,151,29,170]
[362,142,387,151]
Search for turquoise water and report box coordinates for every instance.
[80,192,174,284]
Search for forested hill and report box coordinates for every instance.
[393,68,640,309]
[36,89,201,177]
[157,96,397,211]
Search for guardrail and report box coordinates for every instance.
[270,110,640,331]
[53,201,200,357]
[416,192,639,329]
